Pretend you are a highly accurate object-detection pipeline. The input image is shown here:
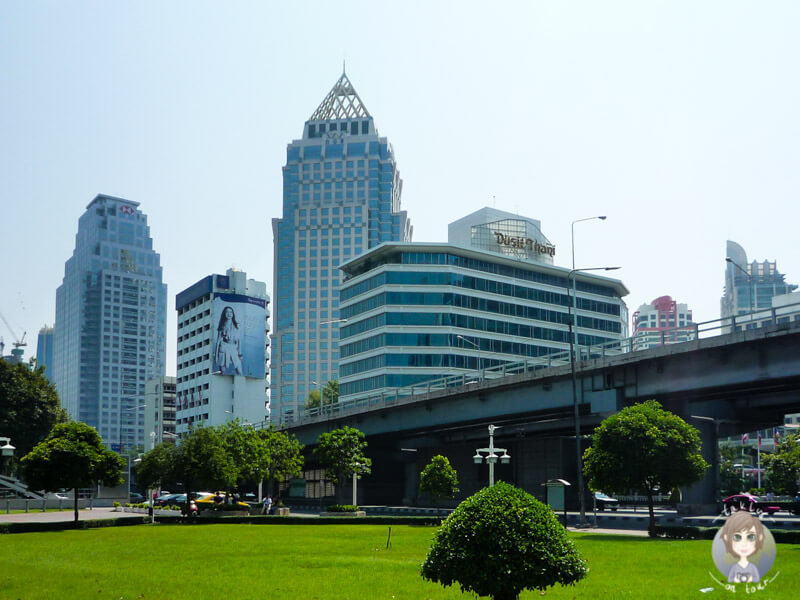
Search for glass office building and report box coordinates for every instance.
[338,208,629,402]
[54,194,167,452]
[36,325,55,380]
[271,72,412,423]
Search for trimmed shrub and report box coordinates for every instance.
[326,504,359,513]
[421,482,587,600]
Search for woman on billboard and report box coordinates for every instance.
[215,306,243,375]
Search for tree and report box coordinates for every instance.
[217,420,269,492]
[135,442,177,492]
[421,482,587,600]
[20,422,124,523]
[260,426,304,498]
[764,434,800,496]
[0,359,69,461]
[305,389,322,412]
[314,426,371,491]
[419,455,459,507]
[720,444,745,496]
[583,400,708,535]
[172,426,237,499]
[305,380,339,413]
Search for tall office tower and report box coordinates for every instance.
[631,296,696,351]
[54,194,167,452]
[175,268,270,434]
[144,375,176,449]
[270,71,412,424]
[722,241,797,322]
[36,326,55,380]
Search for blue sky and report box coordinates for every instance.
[2,1,799,375]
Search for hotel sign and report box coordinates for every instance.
[493,232,555,257]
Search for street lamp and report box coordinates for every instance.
[0,437,15,477]
[726,257,755,315]
[456,334,483,373]
[567,266,620,527]
[571,216,606,271]
[472,425,511,486]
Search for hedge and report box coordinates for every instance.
[155,515,443,526]
[0,516,151,535]
[654,525,800,544]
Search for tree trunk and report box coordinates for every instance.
[73,488,79,524]
[647,490,656,537]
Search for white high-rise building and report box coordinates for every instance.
[54,194,167,452]
[175,269,270,434]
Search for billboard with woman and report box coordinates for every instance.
[212,293,267,378]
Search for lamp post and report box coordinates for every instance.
[472,425,511,486]
[726,257,755,315]
[456,334,483,374]
[567,266,620,527]
[0,437,15,477]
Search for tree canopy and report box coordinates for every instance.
[21,422,124,522]
[764,433,800,496]
[421,482,587,600]
[583,400,708,535]
[172,425,237,497]
[305,380,340,413]
[314,426,371,485]
[419,455,459,504]
[0,359,68,460]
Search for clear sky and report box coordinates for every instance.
[1,1,798,376]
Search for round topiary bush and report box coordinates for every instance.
[421,482,587,600]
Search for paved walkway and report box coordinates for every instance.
[0,507,141,523]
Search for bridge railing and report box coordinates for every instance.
[297,301,800,423]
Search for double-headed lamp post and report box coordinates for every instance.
[0,437,15,477]
[567,266,620,527]
[473,425,511,486]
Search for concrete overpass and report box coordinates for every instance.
[286,319,800,510]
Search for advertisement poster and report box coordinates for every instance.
[212,293,266,378]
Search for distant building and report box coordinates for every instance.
[337,208,629,404]
[631,296,696,351]
[175,269,270,434]
[270,71,412,424]
[722,241,797,327]
[144,376,176,449]
[35,326,54,380]
[53,194,167,452]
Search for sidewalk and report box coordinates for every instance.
[0,507,142,524]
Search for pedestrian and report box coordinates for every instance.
[262,495,273,515]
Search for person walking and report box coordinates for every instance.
[262,495,273,515]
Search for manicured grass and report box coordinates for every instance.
[1,524,798,599]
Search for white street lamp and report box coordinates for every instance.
[473,425,510,486]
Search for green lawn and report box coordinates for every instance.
[1,524,798,599]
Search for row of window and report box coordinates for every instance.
[178,323,210,343]
[340,271,620,316]
[178,353,210,372]
[179,308,211,329]
[340,292,622,334]
[307,119,370,138]
[178,338,211,356]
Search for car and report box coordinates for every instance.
[129,492,145,503]
[46,492,71,501]
[195,492,250,512]
[721,493,780,516]
[154,493,182,507]
[594,492,619,511]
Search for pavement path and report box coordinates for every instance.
[0,507,142,524]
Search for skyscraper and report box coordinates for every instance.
[271,72,412,424]
[36,325,54,380]
[53,194,167,452]
[631,296,696,351]
[722,241,797,323]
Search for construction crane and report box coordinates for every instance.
[0,310,26,350]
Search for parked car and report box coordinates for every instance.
[594,492,619,511]
[721,493,780,516]
[129,492,145,503]
[195,492,250,512]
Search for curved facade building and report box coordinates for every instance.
[338,209,629,402]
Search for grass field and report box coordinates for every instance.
[1,523,798,599]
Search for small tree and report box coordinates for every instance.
[21,422,124,523]
[315,426,371,503]
[136,442,177,492]
[419,455,459,509]
[421,482,587,600]
[260,426,304,498]
[764,433,800,496]
[173,426,237,500]
[217,420,269,494]
[583,400,708,535]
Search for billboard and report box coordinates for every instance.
[212,293,267,378]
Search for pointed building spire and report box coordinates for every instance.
[309,72,370,121]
